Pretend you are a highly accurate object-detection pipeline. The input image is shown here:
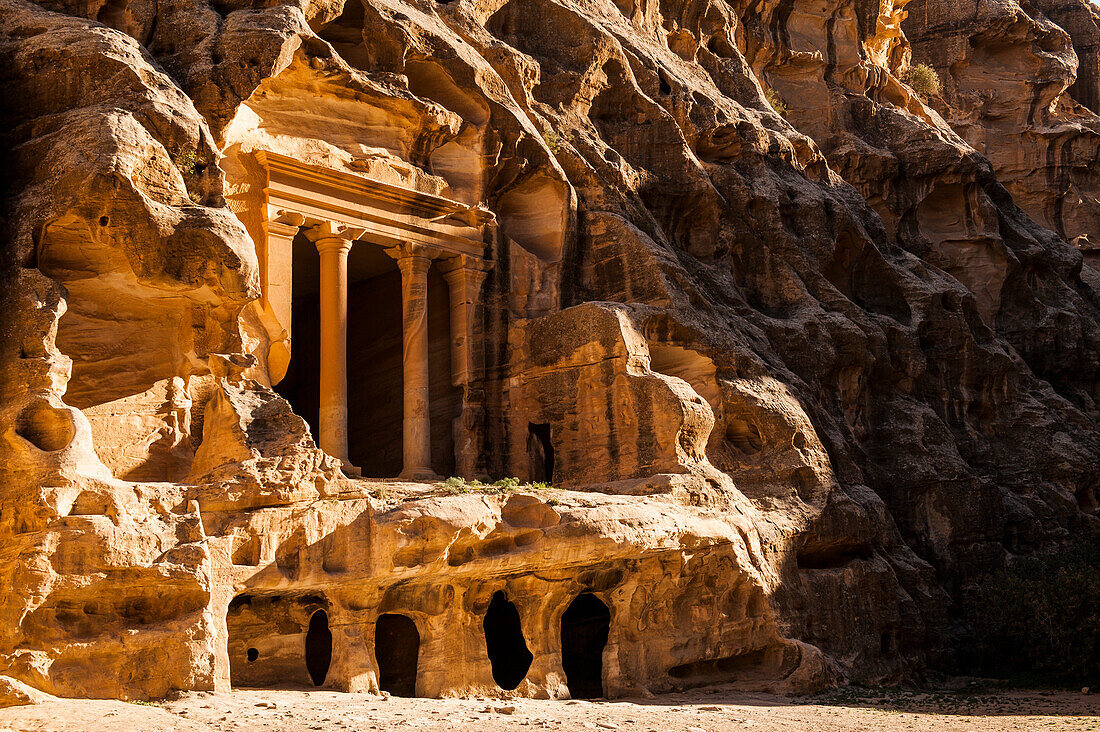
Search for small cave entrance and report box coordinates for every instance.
[227,593,331,689]
[560,592,610,699]
[527,422,554,483]
[305,609,332,686]
[375,613,420,697]
[483,591,534,690]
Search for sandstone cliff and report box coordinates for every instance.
[1,0,1099,701]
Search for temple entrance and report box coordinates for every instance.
[375,613,420,696]
[560,593,610,699]
[483,591,533,690]
[273,234,460,477]
[305,609,332,686]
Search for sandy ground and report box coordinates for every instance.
[1,684,1097,731]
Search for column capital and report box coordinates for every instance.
[303,220,364,252]
[264,219,301,241]
[312,236,354,256]
[385,242,443,263]
[272,208,305,227]
[438,254,494,277]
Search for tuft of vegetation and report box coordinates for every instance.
[961,534,1100,687]
[372,484,390,501]
[173,149,198,176]
[542,129,562,155]
[442,476,469,495]
[905,63,942,99]
[763,86,787,116]
[437,476,554,496]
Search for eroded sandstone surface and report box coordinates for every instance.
[1,0,1099,703]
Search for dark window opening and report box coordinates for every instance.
[375,613,420,697]
[305,609,332,687]
[483,591,534,690]
[527,423,554,483]
[246,648,259,662]
[560,592,610,699]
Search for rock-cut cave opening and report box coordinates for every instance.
[375,613,420,697]
[226,593,331,689]
[560,592,610,699]
[305,609,332,687]
[483,591,534,690]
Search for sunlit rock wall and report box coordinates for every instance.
[2,0,1100,702]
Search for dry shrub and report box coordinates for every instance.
[906,63,942,98]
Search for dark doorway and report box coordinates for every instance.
[483,591,534,690]
[375,613,420,696]
[274,231,321,439]
[527,423,554,482]
[305,609,332,686]
[560,592,610,699]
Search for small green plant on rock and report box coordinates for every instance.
[439,476,556,496]
[173,149,198,176]
[442,476,469,495]
[542,129,562,155]
[905,63,942,99]
[763,86,787,116]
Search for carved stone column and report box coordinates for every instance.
[388,243,441,481]
[439,255,491,479]
[307,225,356,474]
[438,255,491,387]
[259,215,302,384]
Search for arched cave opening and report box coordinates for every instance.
[483,591,534,690]
[305,609,332,686]
[227,593,331,689]
[527,422,554,483]
[273,234,459,477]
[375,613,420,697]
[560,592,610,699]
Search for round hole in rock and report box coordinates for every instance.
[247,648,259,662]
[560,592,610,699]
[483,591,533,690]
[15,400,75,452]
[305,609,332,687]
[375,613,419,697]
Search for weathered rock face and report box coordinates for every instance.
[1,0,1099,705]
[902,0,1100,254]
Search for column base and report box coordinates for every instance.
[339,461,362,478]
[396,466,441,482]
